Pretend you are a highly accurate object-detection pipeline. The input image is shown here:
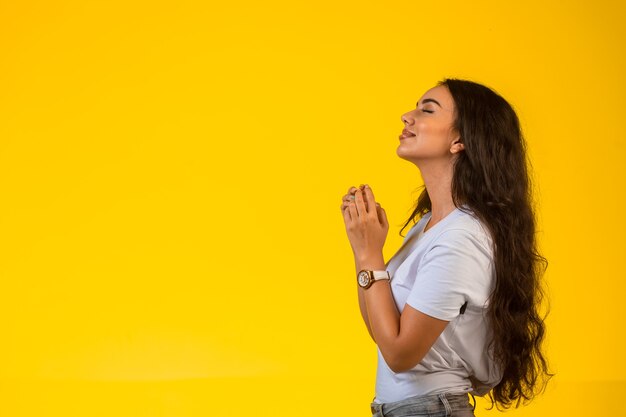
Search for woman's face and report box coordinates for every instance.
[397,85,464,164]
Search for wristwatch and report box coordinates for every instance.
[357,269,391,289]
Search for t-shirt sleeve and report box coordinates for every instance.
[405,228,491,321]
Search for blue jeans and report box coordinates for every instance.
[370,392,476,417]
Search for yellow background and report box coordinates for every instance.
[1,0,624,415]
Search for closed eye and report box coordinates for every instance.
[422,109,434,113]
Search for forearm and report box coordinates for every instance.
[355,259,375,342]
[364,280,400,353]
[357,283,376,342]
[358,253,401,365]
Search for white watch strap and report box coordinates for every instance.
[372,270,391,280]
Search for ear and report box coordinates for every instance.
[450,138,465,154]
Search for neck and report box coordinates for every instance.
[418,159,458,222]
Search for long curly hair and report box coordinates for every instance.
[399,78,553,410]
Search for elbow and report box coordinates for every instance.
[383,351,414,374]
[384,351,424,374]
[388,360,412,374]
[387,362,404,374]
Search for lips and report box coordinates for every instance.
[399,128,416,139]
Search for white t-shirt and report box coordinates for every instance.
[373,204,503,404]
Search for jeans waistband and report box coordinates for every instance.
[370,391,476,417]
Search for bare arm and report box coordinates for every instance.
[343,185,376,342]
[356,258,376,342]
[342,184,450,373]
[359,252,450,373]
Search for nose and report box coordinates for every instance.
[401,113,412,125]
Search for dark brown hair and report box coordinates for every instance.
[399,78,553,410]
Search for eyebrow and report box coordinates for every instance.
[417,98,442,108]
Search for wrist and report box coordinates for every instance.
[356,252,386,271]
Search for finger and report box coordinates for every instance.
[362,185,377,217]
[342,201,352,222]
[348,200,358,221]
[377,204,389,228]
[354,188,367,216]
[364,184,375,197]
[359,185,369,211]
[343,186,357,205]
[374,202,382,223]
[342,194,355,212]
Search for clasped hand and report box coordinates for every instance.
[340,184,389,262]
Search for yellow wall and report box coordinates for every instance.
[1,0,624,415]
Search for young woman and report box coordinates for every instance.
[340,78,552,416]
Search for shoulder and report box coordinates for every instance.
[411,208,496,310]
[429,208,493,255]
[406,209,496,320]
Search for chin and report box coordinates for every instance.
[396,146,415,160]
[396,148,409,161]
[396,148,424,167]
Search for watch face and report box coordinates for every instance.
[358,271,370,287]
